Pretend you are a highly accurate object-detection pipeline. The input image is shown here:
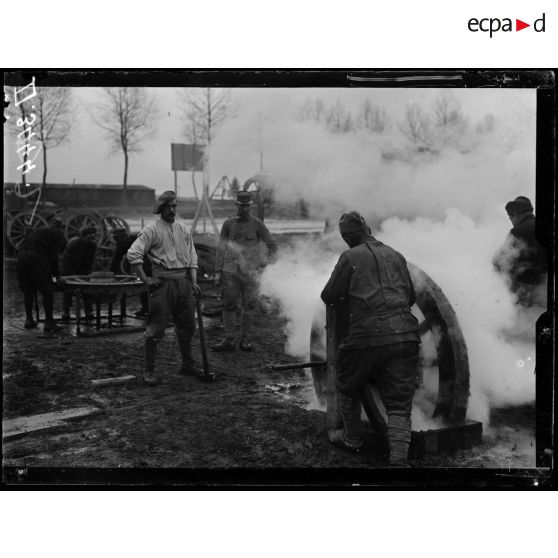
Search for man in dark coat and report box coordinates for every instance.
[211,190,277,352]
[493,196,547,307]
[60,225,97,321]
[16,215,67,333]
[321,211,420,467]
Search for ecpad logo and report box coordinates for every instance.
[468,13,546,37]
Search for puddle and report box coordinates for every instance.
[264,377,326,412]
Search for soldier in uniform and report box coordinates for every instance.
[321,211,420,467]
[493,196,547,307]
[60,225,98,321]
[16,215,67,333]
[212,190,277,352]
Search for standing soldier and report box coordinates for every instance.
[16,215,67,333]
[493,195,547,307]
[321,211,420,467]
[127,191,202,385]
[60,225,98,321]
[211,190,277,352]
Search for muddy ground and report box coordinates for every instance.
[2,257,536,485]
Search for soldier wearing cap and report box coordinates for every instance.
[211,190,277,352]
[60,225,98,321]
[127,191,202,385]
[321,211,420,467]
[493,196,547,306]
[16,215,67,333]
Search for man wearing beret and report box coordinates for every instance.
[321,211,420,467]
[127,191,202,385]
[211,190,277,352]
[493,196,547,307]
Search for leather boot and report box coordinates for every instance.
[211,310,236,352]
[176,332,202,375]
[239,311,253,351]
[338,393,364,449]
[144,339,159,385]
[388,413,412,467]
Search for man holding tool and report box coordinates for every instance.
[127,191,203,386]
[321,211,420,467]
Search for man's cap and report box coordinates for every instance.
[80,225,97,236]
[153,191,177,214]
[505,196,533,215]
[236,191,253,205]
[339,211,369,235]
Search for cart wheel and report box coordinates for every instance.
[7,212,48,251]
[310,262,470,436]
[65,213,104,244]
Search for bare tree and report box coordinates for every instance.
[432,92,467,147]
[178,88,230,145]
[358,99,391,133]
[298,97,327,123]
[325,100,354,134]
[33,88,74,190]
[398,103,432,147]
[91,87,158,202]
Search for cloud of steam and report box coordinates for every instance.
[213,89,538,427]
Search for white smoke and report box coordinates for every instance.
[211,89,539,427]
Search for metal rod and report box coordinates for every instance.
[270,361,327,371]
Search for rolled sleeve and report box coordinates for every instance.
[188,233,198,269]
[127,229,152,265]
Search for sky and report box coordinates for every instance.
[3,86,535,199]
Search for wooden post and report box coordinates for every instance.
[326,305,343,433]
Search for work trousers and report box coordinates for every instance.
[336,342,420,416]
[222,271,259,313]
[16,250,55,294]
[145,277,196,342]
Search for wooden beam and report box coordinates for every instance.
[3,407,103,441]
[91,375,136,387]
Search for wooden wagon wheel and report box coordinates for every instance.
[310,262,470,446]
[6,211,48,251]
[94,215,131,269]
[65,213,104,244]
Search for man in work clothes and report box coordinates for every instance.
[212,190,277,352]
[127,191,202,385]
[493,195,547,307]
[321,211,420,467]
[60,225,98,321]
[16,215,67,333]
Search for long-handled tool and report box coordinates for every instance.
[194,292,215,383]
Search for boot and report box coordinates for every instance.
[144,339,159,385]
[176,332,202,375]
[239,312,253,352]
[211,310,236,352]
[329,393,364,451]
[388,413,412,467]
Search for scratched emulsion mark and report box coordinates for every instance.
[6,76,43,222]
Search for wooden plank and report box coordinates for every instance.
[2,407,103,441]
[91,375,136,387]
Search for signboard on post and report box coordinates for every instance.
[171,143,205,171]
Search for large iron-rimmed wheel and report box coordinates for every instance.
[310,262,470,442]
[96,215,131,269]
[6,212,48,251]
[65,213,104,244]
